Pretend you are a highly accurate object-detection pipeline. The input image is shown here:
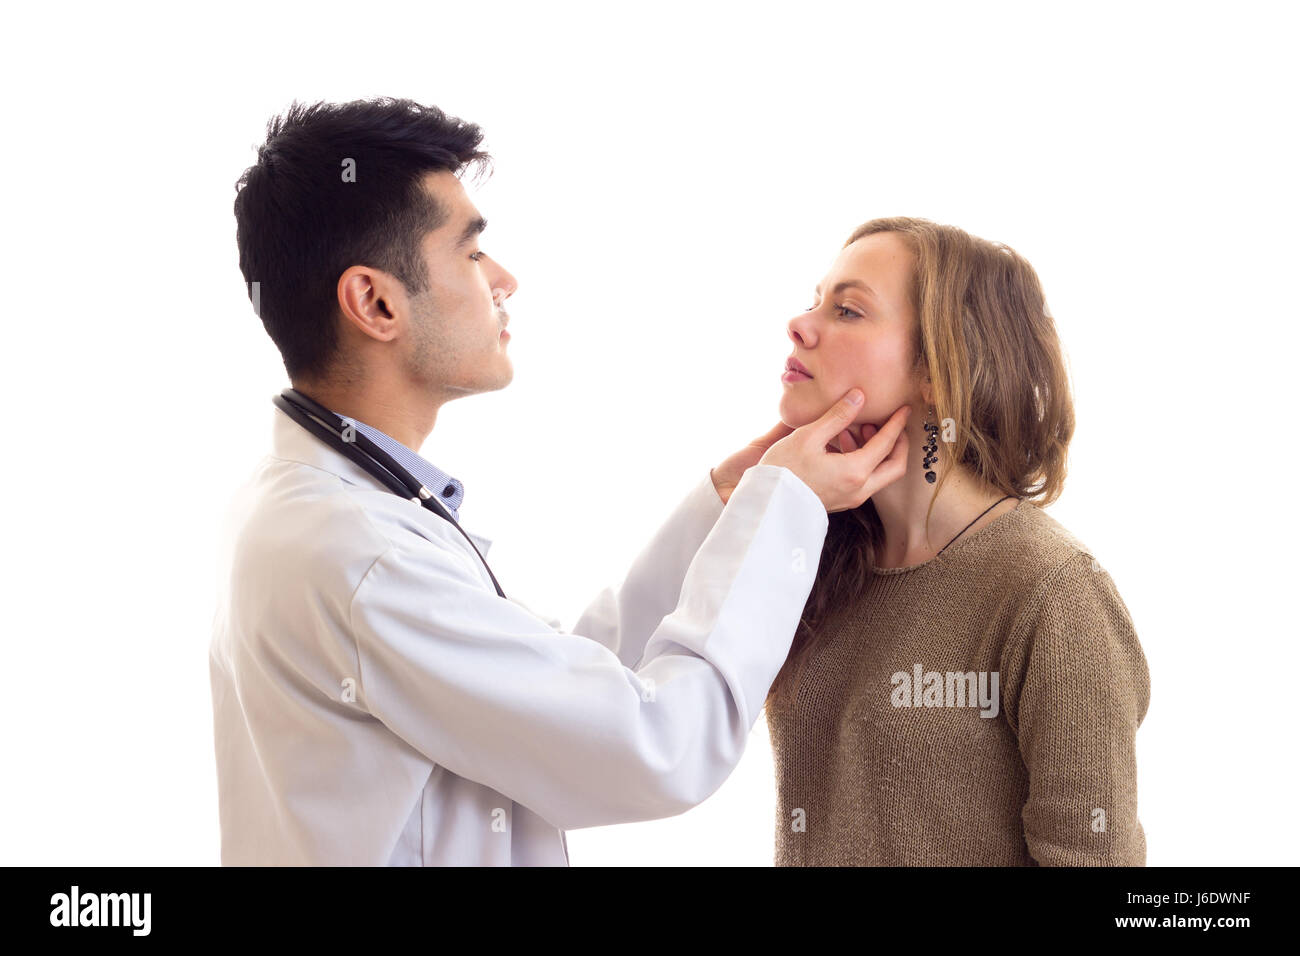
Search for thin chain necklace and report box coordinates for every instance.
[935,495,1015,557]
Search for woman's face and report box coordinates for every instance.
[779,231,924,429]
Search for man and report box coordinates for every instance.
[210,96,910,865]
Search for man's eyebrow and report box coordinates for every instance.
[815,279,878,298]
[454,215,488,249]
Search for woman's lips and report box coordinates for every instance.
[783,357,813,383]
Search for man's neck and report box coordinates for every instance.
[292,378,439,452]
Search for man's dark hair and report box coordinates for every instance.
[233,97,492,381]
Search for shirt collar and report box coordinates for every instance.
[338,416,465,522]
[269,403,491,555]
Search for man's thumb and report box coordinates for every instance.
[753,421,795,447]
[806,388,864,442]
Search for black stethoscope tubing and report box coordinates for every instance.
[272,388,507,598]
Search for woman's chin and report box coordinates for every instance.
[777,392,819,429]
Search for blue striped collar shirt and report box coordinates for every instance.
[338,415,465,524]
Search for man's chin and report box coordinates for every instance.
[433,370,512,399]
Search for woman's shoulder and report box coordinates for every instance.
[988,503,1138,645]
[992,505,1149,729]
[975,501,1111,598]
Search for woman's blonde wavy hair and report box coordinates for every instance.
[765,217,1075,709]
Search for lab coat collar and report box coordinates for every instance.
[267,404,493,555]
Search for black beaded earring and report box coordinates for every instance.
[922,406,939,484]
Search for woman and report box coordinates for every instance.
[763,217,1150,866]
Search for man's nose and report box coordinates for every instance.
[493,266,519,303]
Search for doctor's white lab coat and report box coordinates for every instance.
[208,405,828,865]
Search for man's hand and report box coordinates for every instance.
[709,397,900,506]
[711,421,795,505]
[825,422,878,455]
[757,389,911,513]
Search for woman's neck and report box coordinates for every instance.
[869,431,1013,568]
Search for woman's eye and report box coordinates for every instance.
[470,251,485,262]
[806,302,861,319]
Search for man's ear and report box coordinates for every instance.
[337,266,401,343]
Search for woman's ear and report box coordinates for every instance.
[919,371,934,406]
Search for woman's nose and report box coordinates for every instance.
[788,317,815,348]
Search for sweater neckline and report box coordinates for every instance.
[871,498,1028,575]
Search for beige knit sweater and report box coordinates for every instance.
[765,500,1150,866]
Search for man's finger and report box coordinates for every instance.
[752,421,794,447]
[843,403,912,468]
[803,388,867,445]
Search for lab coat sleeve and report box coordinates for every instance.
[568,471,726,669]
[348,463,826,831]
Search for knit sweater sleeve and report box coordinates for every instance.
[1000,550,1151,866]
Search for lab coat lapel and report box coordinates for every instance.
[269,403,495,556]
[269,404,393,493]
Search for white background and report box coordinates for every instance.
[1,0,1295,865]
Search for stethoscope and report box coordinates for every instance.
[272,388,507,599]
